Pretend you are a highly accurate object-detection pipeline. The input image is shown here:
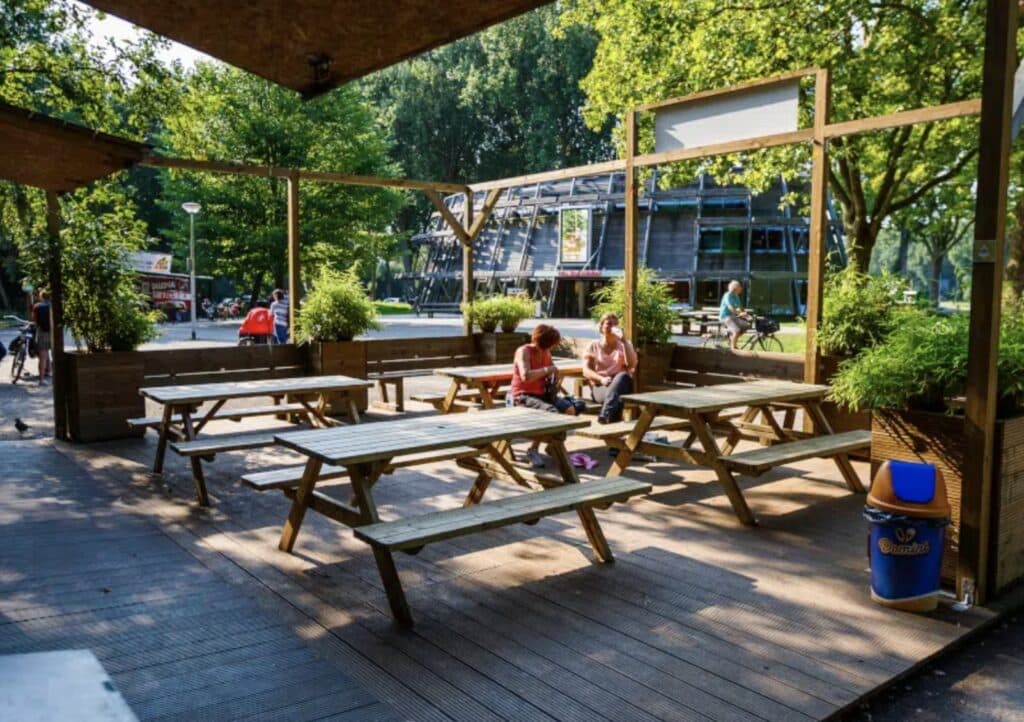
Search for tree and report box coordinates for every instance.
[895,180,974,306]
[0,0,180,320]
[159,64,404,303]
[362,5,614,233]
[561,0,985,272]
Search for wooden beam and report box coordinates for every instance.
[142,155,466,193]
[623,110,639,344]
[804,69,831,386]
[424,190,470,244]
[466,188,502,240]
[45,191,67,441]
[287,171,300,339]
[462,192,474,336]
[961,0,1017,605]
[635,67,820,113]
[822,99,981,140]
[469,158,627,193]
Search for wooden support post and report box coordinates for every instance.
[462,190,474,336]
[961,0,1017,604]
[624,110,639,344]
[45,190,67,441]
[804,68,831,385]
[287,172,301,339]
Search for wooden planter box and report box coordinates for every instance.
[637,342,676,391]
[871,409,1024,593]
[476,331,528,364]
[819,355,871,457]
[66,351,145,443]
[306,341,368,412]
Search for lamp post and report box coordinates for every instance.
[181,202,202,340]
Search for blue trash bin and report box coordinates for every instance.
[864,460,950,612]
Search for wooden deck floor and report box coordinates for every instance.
[10,405,997,722]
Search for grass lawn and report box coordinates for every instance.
[774,332,807,354]
[374,301,413,315]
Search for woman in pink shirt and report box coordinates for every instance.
[582,312,638,424]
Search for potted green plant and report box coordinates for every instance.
[298,267,380,411]
[498,294,534,333]
[461,295,502,333]
[830,305,1024,592]
[590,268,676,389]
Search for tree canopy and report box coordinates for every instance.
[562,0,986,271]
[158,64,404,303]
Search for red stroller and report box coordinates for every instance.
[237,307,276,345]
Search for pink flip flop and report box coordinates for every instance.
[569,452,598,470]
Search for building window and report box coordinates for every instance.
[699,227,744,254]
[751,227,787,253]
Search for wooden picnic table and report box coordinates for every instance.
[140,374,373,505]
[430,359,584,413]
[610,380,868,525]
[274,406,648,625]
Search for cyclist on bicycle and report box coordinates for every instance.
[719,280,752,350]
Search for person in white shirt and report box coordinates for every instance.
[270,289,289,344]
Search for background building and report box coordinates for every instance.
[400,172,846,317]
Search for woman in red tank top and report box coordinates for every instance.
[509,324,584,467]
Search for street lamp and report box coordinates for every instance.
[182,202,202,340]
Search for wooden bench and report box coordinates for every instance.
[719,430,872,476]
[409,391,485,412]
[415,302,461,318]
[577,416,693,441]
[128,402,308,433]
[366,337,478,412]
[241,446,482,491]
[353,476,651,552]
[170,428,297,458]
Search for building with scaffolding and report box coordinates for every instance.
[401,171,846,317]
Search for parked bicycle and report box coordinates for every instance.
[702,312,784,353]
[4,315,37,384]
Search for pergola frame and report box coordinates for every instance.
[2,0,1015,605]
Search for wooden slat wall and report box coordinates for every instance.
[671,346,805,382]
[995,415,1024,592]
[142,344,306,382]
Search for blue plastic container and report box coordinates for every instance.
[864,461,950,612]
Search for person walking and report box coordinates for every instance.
[270,289,289,344]
[32,289,51,384]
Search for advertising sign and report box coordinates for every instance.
[654,79,800,153]
[558,207,591,265]
[128,251,173,274]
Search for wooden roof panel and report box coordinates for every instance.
[82,0,552,98]
[0,103,150,192]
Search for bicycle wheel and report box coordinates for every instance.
[756,335,784,353]
[10,347,26,383]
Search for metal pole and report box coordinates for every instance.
[189,212,197,341]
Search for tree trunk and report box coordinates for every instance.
[930,253,944,307]
[1007,192,1024,301]
[895,229,911,275]
[248,273,264,312]
[845,218,875,273]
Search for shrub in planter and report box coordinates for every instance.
[590,268,675,344]
[830,302,1024,414]
[498,295,534,332]
[461,295,504,333]
[297,267,381,342]
[818,266,909,357]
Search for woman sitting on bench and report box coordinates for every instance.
[509,324,585,468]
[582,312,638,424]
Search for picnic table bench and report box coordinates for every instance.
[140,375,373,506]
[273,406,650,626]
[607,380,869,525]
[366,336,476,412]
[426,359,585,413]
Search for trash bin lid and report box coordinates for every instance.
[867,460,950,518]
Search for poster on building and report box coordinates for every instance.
[559,207,591,265]
[128,251,173,274]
